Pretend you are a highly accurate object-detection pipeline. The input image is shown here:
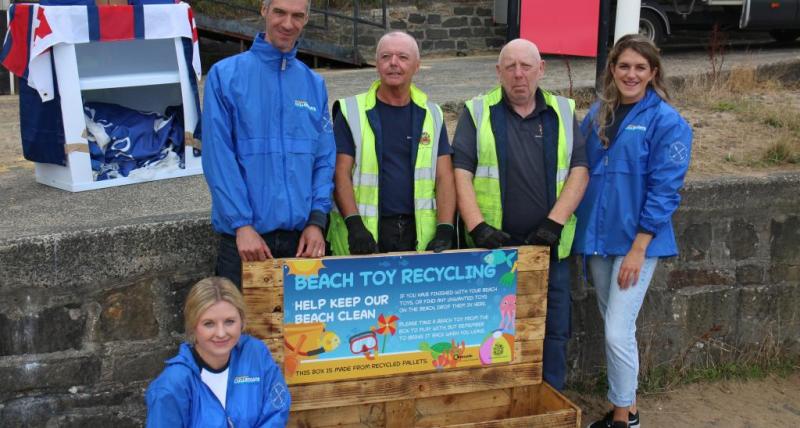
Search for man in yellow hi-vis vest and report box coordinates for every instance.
[328,32,456,255]
[452,39,589,391]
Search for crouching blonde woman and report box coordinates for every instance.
[575,34,692,428]
[146,277,290,427]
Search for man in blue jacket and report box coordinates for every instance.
[202,0,336,287]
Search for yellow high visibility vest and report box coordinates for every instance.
[328,81,444,255]
[465,86,577,259]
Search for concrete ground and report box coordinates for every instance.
[1,44,799,241]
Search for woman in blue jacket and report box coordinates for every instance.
[576,35,692,428]
[146,277,291,427]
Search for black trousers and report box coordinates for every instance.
[378,214,417,253]
[215,229,301,289]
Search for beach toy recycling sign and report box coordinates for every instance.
[282,249,518,384]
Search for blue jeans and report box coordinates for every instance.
[543,258,571,391]
[588,255,658,407]
[215,230,301,289]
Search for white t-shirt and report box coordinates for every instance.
[192,347,230,409]
[201,367,229,409]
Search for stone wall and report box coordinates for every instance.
[303,0,506,62]
[1,175,799,424]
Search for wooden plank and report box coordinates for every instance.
[515,291,547,318]
[288,362,541,412]
[417,404,510,428]
[517,271,547,295]
[518,339,544,364]
[508,385,535,418]
[246,313,283,339]
[416,389,511,416]
[242,260,283,289]
[515,246,549,272]
[289,403,385,428]
[386,399,416,428]
[244,286,284,314]
[443,410,578,428]
[535,382,582,417]
[516,317,546,341]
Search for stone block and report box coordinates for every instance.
[667,268,734,289]
[0,389,139,427]
[457,40,467,50]
[736,264,764,285]
[0,237,57,288]
[0,354,101,396]
[389,20,407,30]
[434,40,456,50]
[407,13,425,24]
[0,304,86,356]
[486,38,505,48]
[427,14,441,25]
[677,285,740,343]
[111,344,178,384]
[476,7,493,17]
[471,17,482,26]
[679,222,711,262]
[442,17,468,28]
[421,40,434,51]
[770,264,800,282]
[770,215,800,263]
[453,6,474,15]
[738,283,800,346]
[19,220,216,289]
[97,280,159,342]
[448,28,473,38]
[357,35,376,46]
[47,413,141,428]
[407,30,424,40]
[472,27,495,37]
[426,29,448,40]
[727,218,759,260]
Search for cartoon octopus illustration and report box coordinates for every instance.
[499,294,516,332]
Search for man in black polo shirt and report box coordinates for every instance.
[452,38,589,390]
[327,31,456,255]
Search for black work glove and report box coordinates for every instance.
[525,218,563,246]
[345,215,378,255]
[426,223,455,253]
[469,222,510,249]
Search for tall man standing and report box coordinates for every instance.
[328,32,456,255]
[202,0,336,287]
[452,39,589,390]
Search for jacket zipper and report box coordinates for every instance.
[279,56,294,225]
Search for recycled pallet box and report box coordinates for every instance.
[243,246,581,428]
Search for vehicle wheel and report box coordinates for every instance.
[769,29,800,43]
[639,9,666,46]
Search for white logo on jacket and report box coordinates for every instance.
[625,124,647,132]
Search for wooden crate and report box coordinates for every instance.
[243,246,581,428]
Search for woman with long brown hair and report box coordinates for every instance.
[575,34,692,428]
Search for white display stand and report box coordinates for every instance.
[36,36,202,191]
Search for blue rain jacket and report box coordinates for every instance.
[574,88,692,257]
[202,34,336,235]
[145,334,291,428]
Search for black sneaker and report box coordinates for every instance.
[587,410,640,428]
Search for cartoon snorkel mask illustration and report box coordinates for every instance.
[349,331,378,360]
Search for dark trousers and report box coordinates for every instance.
[215,230,301,289]
[378,214,416,253]
[543,258,572,391]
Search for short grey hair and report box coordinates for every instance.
[375,31,421,61]
[262,0,311,16]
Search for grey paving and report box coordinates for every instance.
[1,45,799,241]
